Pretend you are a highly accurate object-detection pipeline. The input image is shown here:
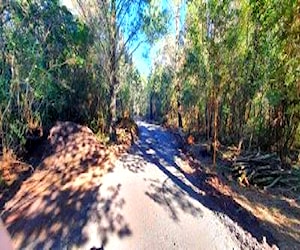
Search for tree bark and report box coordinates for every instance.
[178,100,183,128]
[109,81,117,141]
[213,95,218,169]
[108,0,117,141]
[175,1,183,129]
[206,97,212,140]
[197,108,201,132]
[149,93,154,120]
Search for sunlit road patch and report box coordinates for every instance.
[3,121,241,250]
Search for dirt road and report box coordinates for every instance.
[2,121,274,249]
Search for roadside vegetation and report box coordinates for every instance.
[0,0,299,248]
[147,0,300,189]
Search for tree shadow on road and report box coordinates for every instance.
[120,153,147,174]
[145,177,203,222]
[1,122,131,249]
[132,122,278,247]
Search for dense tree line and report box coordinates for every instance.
[0,0,166,157]
[147,0,299,165]
[1,0,299,165]
[1,0,95,156]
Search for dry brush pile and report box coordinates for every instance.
[231,153,300,191]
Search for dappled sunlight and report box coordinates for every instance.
[174,156,196,175]
[95,184,131,245]
[145,177,203,221]
[145,138,155,144]
[120,153,147,174]
[1,120,296,249]
[145,148,156,155]
[2,122,131,249]
[230,189,300,247]
[1,0,298,248]
[206,171,300,248]
[132,121,278,247]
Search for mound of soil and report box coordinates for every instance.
[1,121,129,212]
[1,121,131,249]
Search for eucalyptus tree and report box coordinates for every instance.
[181,0,299,164]
[172,0,185,128]
[73,0,168,139]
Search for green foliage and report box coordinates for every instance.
[0,2,95,153]
[1,0,298,161]
[118,61,146,117]
[149,0,299,157]
[0,0,168,156]
[147,66,173,122]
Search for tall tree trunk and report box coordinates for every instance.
[213,95,218,168]
[197,108,201,132]
[206,99,211,140]
[178,100,183,128]
[109,79,117,141]
[149,93,153,120]
[109,0,117,141]
[175,0,183,129]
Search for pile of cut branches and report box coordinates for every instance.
[232,153,300,190]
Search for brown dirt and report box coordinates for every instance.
[0,152,34,209]
[213,179,300,250]
[1,121,298,249]
[0,121,130,249]
[183,149,300,250]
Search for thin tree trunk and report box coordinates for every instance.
[149,93,153,120]
[206,99,212,140]
[109,0,117,141]
[175,1,182,129]
[213,96,218,168]
[197,108,201,132]
[178,100,183,128]
[109,81,117,141]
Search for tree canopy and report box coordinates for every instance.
[145,0,299,165]
[0,0,299,165]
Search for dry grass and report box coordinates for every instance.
[0,149,32,187]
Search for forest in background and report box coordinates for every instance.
[0,0,299,167]
[148,0,300,167]
[0,0,166,158]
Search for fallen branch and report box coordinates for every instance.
[230,152,300,190]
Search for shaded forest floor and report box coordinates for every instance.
[179,139,300,249]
